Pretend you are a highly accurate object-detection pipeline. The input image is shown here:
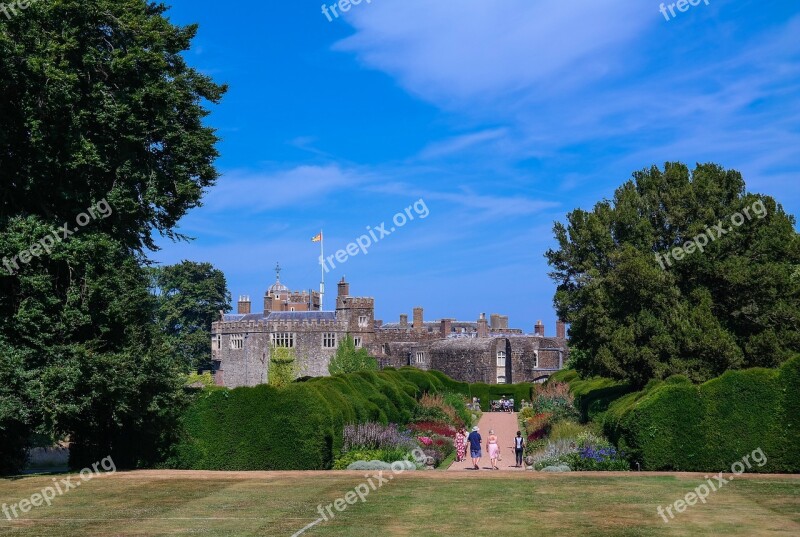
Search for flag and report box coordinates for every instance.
[311,232,323,243]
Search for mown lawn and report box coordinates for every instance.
[0,471,798,536]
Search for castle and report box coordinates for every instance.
[210,268,569,387]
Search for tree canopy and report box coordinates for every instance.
[0,1,224,471]
[546,162,800,387]
[151,261,231,372]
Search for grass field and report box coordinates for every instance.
[0,470,798,536]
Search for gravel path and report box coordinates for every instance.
[446,411,525,471]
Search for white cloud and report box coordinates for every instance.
[332,2,800,210]
[336,0,654,105]
[201,165,368,213]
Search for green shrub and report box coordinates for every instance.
[169,369,424,470]
[525,438,548,457]
[777,354,800,472]
[442,392,473,427]
[531,439,578,470]
[549,421,589,441]
[523,413,552,442]
[531,382,579,421]
[332,448,412,470]
[605,356,800,472]
[549,369,579,383]
[575,430,611,450]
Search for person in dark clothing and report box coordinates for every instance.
[514,430,525,467]
[467,426,482,470]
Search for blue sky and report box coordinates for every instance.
[154,0,800,334]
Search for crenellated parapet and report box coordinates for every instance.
[336,296,374,309]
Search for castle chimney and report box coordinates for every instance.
[238,295,251,314]
[477,313,488,338]
[337,277,349,298]
[535,320,545,337]
[490,314,501,330]
[399,314,408,328]
[413,307,424,333]
[556,320,566,339]
[440,318,452,338]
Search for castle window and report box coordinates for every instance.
[497,375,507,384]
[496,350,506,367]
[214,334,222,350]
[230,334,244,350]
[382,343,389,355]
[354,336,363,348]
[358,315,368,328]
[323,333,337,348]
[271,332,295,348]
[533,350,539,368]
[415,351,424,364]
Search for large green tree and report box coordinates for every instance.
[0,0,225,471]
[151,261,231,372]
[546,163,800,387]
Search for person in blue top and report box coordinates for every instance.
[467,426,482,470]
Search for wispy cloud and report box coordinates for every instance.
[335,0,654,106]
[202,165,369,213]
[332,1,800,207]
[417,128,509,160]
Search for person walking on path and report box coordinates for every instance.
[454,428,467,463]
[513,431,525,468]
[467,426,482,470]
[487,429,500,470]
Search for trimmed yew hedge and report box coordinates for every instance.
[603,355,800,472]
[167,368,535,470]
[550,369,635,422]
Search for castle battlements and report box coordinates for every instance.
[337,297,374,309]
[211,272,569,388]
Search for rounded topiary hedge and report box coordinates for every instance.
[550,370,635,422]
[168,368,534,470]
[603,355,800,472]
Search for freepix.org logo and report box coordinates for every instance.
[2,456,116,521]
[659,0,710,22]
[0,0,42,20]
[2,199,113,276]
[320,199,429,273]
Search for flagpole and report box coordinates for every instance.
[319,230,325,310]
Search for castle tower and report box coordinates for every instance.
[336,277,375,346]
[263,262,320,312]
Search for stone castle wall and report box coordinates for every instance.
[211,278,569,388]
